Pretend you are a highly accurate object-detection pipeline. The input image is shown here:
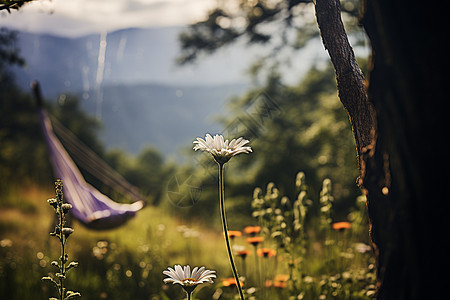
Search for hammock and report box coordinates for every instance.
[34,82,145,230]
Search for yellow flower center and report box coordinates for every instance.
[182,278,198,285]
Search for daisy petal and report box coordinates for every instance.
[192,134,252,161]
[175,265,184,280]
[184,265,191,278]
[163,265,216,287]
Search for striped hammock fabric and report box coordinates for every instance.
[39,108,144,229]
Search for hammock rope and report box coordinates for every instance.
[50,116,143,202]
[33,81,145,230]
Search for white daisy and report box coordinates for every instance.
[193,134,252,164]
[163,265,216,292]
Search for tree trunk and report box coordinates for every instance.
[361,1,449,298]
[316,0,449,298]
[315,0,376,175]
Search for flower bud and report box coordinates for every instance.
[47,198,58,209]
[68,262,79,269]
[62,227,74,237]
[61,203,72,214]
[66,291,81,298]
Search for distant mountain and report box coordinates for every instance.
[8,26,329,158]
[8,27,255,157]
[80,82,247,157]
[11,27,255,97]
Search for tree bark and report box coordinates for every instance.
[315,0,376,177]
[316,0,449,298]
[360,0,449,298]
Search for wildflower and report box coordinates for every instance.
[236,250,251,259]
[273,274,289,288]
[256,248,277,258]
[331,221,352,231]
[272,280,287,288]
[267,276,289,288]
[43,180,80,299]
[62,227,74,237]
[246,236,264,247]
[163,265,216,298]
[355,243,372,254]
[222,277,244,287]
[67,262,79,270]
[0,239,12,248]
[193,134,251,300]
[227,231,242,239]
[303,276,314,284]
[193,134,252,165]
[47,198,58,209]
[61,203,72,214]
[243,226,261,236]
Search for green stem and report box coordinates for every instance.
[218,163,245,300]
[59,206,65,300]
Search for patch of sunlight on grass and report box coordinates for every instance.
[0,184,54,244]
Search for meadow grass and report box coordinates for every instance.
[0,175,375,300]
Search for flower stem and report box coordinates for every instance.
[218,163,245,300]
[58,196,65,300]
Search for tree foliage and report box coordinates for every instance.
[0,30,49,187]
[184,63,361,226]
[0,28,24,83]
[228,64,359,208]
[0,79,50,187]
[105,147,176,205]
[178,0,361,64]
[0,28,174,206]
[0,0,34,13]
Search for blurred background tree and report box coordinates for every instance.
[0,28,50,193]
[177,0,362,66]
[178,0,450,298]
[0,0,34,13]
[0,27,174,208]
[182,61,364,227]
[176,0,366,225]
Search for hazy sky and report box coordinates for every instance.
[0,0,215,36]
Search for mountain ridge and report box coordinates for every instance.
[79,82,247,157]
[7,26,328,158]
[11,26,255,97]
[8,26,254,157]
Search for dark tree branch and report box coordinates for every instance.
[177,1,360,65]
[0,0,32,12]
[314,0,376,179]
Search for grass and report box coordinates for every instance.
[0,177,376,300]
[0,183,229,299]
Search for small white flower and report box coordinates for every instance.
[193,134,252,164]
[163,265,216,289]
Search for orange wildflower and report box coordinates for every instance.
[246,236,264,246]
[272,280,287,288]
[256,248,277,258]
[227,230,242,238]
[222,277,244,287]
[236,249,251,259]
[274,274,290,282]
[331,221,352,231]
[243,226,261,235]
[266,274,289,288]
